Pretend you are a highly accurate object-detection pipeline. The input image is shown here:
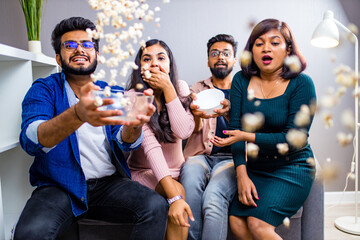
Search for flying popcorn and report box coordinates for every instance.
[247,18,257,30]
[98,55,106,64]
[306,157,315,168]
[336,86,347,98]
[294,105,311,127]
[247,89,255,101]
[320,94,338,108]
[284,55,301,73]
[104,86,111,97]
[94,96,103,107]
[348,23,359,35]
[335,72,357,88]
[90,69,106,82]
[309,99,317,116]
[144,70,152,79]
[276,143,289,155]
[108,79,117,86]
[349,172,356,180]
[341,109,355,130]
[254,100,261,107]
[88,0,166,87]
[136,83,144,91]
[322,112,333,129]
[242,112,264,132]
[120,96,131,107]
[283,217,290,228]
[116,92,123,98]
[286,129,307,149]
[336,132,353,146]
[333,64,352,75]
[320,161,339,182]
[353,88,360,98]
[347,23,358,43]
[142,63,149,71]
[246,143,259,158]
[240,50,252,67]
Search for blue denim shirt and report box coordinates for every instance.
[20,72,143,217]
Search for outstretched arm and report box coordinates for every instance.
[38,82,129,147]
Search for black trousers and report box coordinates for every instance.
[14,175,168,240]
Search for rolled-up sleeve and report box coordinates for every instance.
[116,125,144,151]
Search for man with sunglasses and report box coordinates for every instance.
[180,34,238,240]
[14,17,168,240]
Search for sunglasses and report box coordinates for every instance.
[61,41,95,51]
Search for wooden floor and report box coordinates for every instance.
[325,203,360,240]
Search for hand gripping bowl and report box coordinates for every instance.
[92,89,154,121]
[193,88,225,115]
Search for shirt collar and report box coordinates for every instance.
[62,72,78,106]
[204,77,214,88]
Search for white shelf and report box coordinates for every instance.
[0,43,58,239]
[0,43,57,65]
[0,43,58,154]
[0,141,19,153]
[0,176,4,240]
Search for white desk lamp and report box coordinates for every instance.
[311,10,359,235]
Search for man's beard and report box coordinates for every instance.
[210,63,233,79]
[60,54,97,75]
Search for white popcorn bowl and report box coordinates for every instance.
[92,90,154,121]
[193,88,225,115]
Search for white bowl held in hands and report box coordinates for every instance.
[92,90,154,121]
[193,88,225,115]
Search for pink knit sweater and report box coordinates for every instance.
[127,80,195,190]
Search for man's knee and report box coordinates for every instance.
[14,186,73,240]
[180,156,209,184]
[14,218,56,240]
[146,191,168,220]
[202,187,231,216]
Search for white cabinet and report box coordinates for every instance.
[0,43,58,240]
[0,43,58,153]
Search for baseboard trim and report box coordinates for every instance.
[325,191,360,204]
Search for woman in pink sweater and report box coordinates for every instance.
[127,39,195,240]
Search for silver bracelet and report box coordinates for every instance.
[167,195,183,205]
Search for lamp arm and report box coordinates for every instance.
[332,18,358,77]
[333,18,356,36]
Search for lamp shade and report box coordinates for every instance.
[311,10,339,48]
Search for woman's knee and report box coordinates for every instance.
[229,215,251,240]
[247,217,275,239]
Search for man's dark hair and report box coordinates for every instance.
[207,34,238,57]
[51,17,99,54]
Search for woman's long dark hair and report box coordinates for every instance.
[127,39,191,143]
[241,18,306,79]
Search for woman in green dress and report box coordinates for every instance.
[211,18,316,239]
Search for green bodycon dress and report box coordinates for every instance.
[229,71,316,227]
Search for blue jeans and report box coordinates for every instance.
[179,154,236,240]
[14,174,168,240]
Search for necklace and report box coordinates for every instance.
[260,79,281,99]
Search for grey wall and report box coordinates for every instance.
[0,0,359,192]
